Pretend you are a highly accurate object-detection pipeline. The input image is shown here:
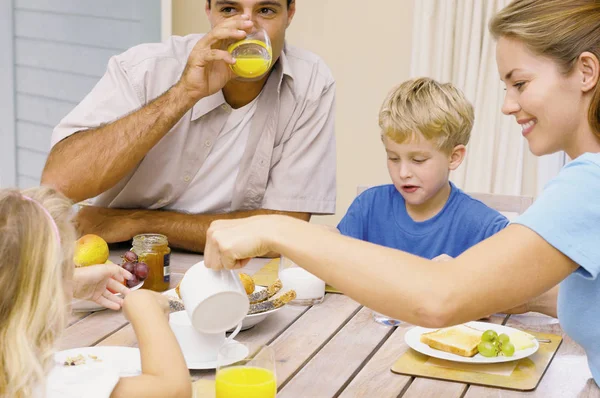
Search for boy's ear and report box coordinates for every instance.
[448,145,466,171]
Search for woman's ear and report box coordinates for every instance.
[578,51,600,93]
[449,145,466,171]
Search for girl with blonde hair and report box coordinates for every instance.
[0,187,191,397]
[202,0,600,386]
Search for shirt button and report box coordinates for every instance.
[259,159,266,167]
[183,175,191,182]
[204,140,212,147]
[221,104,231,112]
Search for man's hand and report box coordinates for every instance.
[177,15,254,101]
[75,205,141,243]
[73,264,133,310]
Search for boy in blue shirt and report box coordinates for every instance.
[338,78,509,259]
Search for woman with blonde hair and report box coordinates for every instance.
[202,0,600,386]
[0,187,191,397]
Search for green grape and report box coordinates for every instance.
[498,333,510,345]
[481,330,498,343]
[478,341,497,357]
[501,342,515,357]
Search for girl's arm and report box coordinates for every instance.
[204,215,577,327]
[110,290,191,398]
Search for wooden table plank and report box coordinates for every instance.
[278,306,395,398]
[68,311,90,326]
[464,313,600,398]
[269,294,361,388]
[338,324,412,398]
[58,310,128,350]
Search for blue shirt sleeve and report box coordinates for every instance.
[513,154,600,280]
[337,196,366,240]
[483,214,510,238]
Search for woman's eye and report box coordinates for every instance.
[513,81,526,90]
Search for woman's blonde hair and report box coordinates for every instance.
[378,77,474,153]
[0,187,75,398]
[490,0,600,137]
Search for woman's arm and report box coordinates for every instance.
[205,215,577,327]
[110,290,191,398]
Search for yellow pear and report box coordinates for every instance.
[73,234,109,267]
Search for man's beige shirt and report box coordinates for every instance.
[52,34,336,214]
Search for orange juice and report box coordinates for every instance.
[228,39,272,79]
[215,366,276,398]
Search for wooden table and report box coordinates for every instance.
[63,250,600,397]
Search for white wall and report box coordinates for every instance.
[173,0,415,225]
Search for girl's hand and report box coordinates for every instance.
[73,264,132,310]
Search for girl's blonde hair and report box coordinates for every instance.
[489,0,600,137]
[378,77,474,153]
[0,187,75,398]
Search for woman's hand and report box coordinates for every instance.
[73,264,132,310]
[204,215,285,270]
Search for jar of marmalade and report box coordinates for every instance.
[131,234,171,292]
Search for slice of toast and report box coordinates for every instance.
[420,324,482,357]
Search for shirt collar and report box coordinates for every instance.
[190,43,294,121]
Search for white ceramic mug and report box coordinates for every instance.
[169,310,225,363]
[179,261,249,334]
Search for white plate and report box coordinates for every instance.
[54,346,142,377]
[71,280,144,313]
[55,342,247,372]
[186,341,249,370]
[163,286,283,332]
[405,321,539,364]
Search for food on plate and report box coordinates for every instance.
[248,279,282,304]
[509,329,537,351]
[73,234,109,267]
[248,290,297,315]
[420,324,482,357]
[63,354,102,366]
[117,252,149,288]
[477,329,515,357]
[168,296,185,313]
[171,277,296,316]
[239,273,255,295]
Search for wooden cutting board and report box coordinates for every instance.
[391,330,562,391]
[251,258,342,294]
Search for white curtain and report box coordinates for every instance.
[410,0,565,197]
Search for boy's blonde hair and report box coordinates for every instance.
[0,187,75,398]
[379,77,474,153]
[489,0,600,138]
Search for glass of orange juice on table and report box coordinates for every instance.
[216,342,276,398]
[228,29,272,80]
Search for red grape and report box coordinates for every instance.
[123,251,138,263]
[122,261,135,274]
[134,262,149,280]
[126,275,140,288]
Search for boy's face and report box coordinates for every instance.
[206,0,295,67]
[383,135,464,208]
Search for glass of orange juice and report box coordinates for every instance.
[227,29,273,80]
[216,342,277,398]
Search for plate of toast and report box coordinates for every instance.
[405,321,539,363]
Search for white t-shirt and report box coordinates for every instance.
[36,365,120,398]
[167,96,259,213]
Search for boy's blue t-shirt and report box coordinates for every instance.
[337,182,509,259]
[513,153,600,386]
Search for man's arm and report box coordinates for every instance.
[42,84,196,203]
[42,16,253,203]
[75,206,310,253]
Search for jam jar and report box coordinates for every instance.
[131,234,171,292]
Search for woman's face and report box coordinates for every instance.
[496,37,587,158]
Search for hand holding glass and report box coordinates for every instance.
[228,29,273,80]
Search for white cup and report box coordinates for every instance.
[179,261,249,334]
[169,311,225,363]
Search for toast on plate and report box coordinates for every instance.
[420,324,482,357]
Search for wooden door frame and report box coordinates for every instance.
[0,0,16,188]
